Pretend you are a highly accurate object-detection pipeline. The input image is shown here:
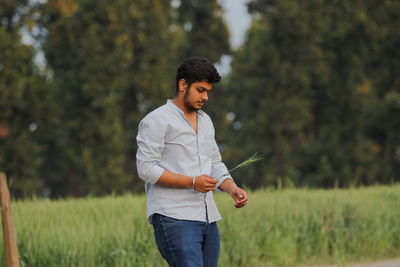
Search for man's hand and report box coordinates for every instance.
[194,175,218,193]
[229,187,248,208]
[219,178,248,208]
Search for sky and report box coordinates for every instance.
[218,0,252,49]
[216,0,252,75]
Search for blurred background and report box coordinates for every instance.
[1,0,399,199]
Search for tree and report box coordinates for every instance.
[361,0,400,183]
[177,0,231,63]
[0,0,58,197]
[227,0,400,188]
[37,0,180,196]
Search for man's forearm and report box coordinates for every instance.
[156,170,193,189]
[219,178,238,194]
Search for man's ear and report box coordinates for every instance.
[178,79,187,94]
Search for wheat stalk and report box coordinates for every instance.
[218,152,263,178]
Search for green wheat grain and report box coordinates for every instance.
[218,152,263,178]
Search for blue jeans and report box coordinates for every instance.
[152,213,220,267]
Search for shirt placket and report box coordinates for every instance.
[180,113,208,222]
[197,118,209,222]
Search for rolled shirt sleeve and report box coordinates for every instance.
[209,132,233,191]
[136,115,166,184]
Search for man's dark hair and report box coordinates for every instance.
[176,57,221,93]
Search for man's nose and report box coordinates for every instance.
[202,91,208,101]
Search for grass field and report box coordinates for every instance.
[1,185,399,266]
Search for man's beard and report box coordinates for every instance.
[183,87,203,111]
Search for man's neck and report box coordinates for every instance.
[172,97,196,116]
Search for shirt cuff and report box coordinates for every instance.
[146,164,165,184]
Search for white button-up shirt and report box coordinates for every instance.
[136,100,232,224]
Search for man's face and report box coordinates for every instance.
[183,80,212,111]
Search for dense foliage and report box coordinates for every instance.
[1,0,399,197]
[227,0,400,189]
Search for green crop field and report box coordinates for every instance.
[1,185,399,266]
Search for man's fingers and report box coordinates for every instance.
[233,189,248,208]
[206,185,216,191]
[197,185,216,192]
[206,178,218,184]
[194,175,218,193]
[235,201,247,208]
[198,175,217,184]
[234,193,245,200]
[236,198,247,204]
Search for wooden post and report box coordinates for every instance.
[0,173,19,267]
[277,176,282,191]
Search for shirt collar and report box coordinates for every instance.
[166,99,204,116]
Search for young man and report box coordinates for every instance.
[136,57,248,267]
